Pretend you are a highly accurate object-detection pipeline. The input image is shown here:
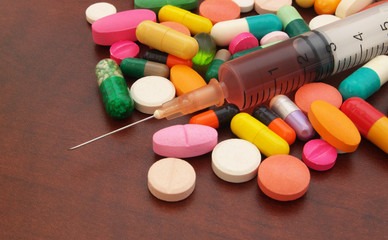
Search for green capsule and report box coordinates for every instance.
[95,59,134,119]
[134,0,198,13]
[205,49,231,82]
[276,5,310,38]
[120,57,169,79]
[192,32,216,66]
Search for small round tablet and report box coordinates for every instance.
[294,82,342,114]
[309,14,341,30]
[229,32,259,55]
[258,155,310,201]
[85,2,117,24]
[199,0,241,24]
[232,0,255,13]
[148,158,196,202]
[110,41,139,65]
[160,21,191,36]
[130,76,176,114]
[302,139,337,171]
[212,139,261,183]
[260,31,289,45]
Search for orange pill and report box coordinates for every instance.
[170,65,207,96]
[314,0,341,14]
[199,0,241,24]
[308,100,361,153]
[257,155,310,201]
[294,82,342,114]
[160,21,191,36]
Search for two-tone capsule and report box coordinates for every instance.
[143,49,193,68]
[270,95,315,141]
[252,105,296,145]
[95,59,134,119]
[205,49,231,82]
[230,112,290,157]
[341,97,388,154]
[120,57,169,79]
[338,55,388,100]
[189,103,240,128]
[276,5,310,38]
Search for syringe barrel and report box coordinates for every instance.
[219,3,388,110]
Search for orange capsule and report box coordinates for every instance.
[189,103,240,128]
[252,105,296,145]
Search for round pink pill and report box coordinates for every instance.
[110,40,139,65]
[260,31,289,45]
[229,32,259,55]
[302,139,337,171]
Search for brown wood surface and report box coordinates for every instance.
[1,0,387,239]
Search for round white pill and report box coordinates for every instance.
[148,158,196,202]
[212,138,261,183]
[232,0,255,13]
[309,14,341,30]
[130,76,176,114]
[86,2,117,24]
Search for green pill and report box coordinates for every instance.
[134,0,198,13]
[95,59,134,119]
[205,49,231,82]
[277,5,310,38]
[192,32,216,66]
[120,57,169,79]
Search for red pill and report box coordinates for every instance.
[341,97,388,154]
[189,103,240,128]
[252,105,296,145]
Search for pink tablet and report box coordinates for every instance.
[110,41,139,65]
[229,32,259,55]
[302,139,337,171]
[92,9,156,46]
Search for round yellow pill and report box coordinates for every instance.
[296,0,315,8]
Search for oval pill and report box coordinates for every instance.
[85,2,117,24]
[211,14,282,46]
[254,0,292,14]
[143,49,193,68]
[199,0,240,24]
[135,0,198,13]
[136,21,199,60]
[302,139,337,171]
[109,41,139,65]
[120,57,170,79]
[160,21,191,36]
[258,155,310,201]
[212,139,261,183]
[148,158,196,202]
[205,49,231,82]
[232,0,255,13]
[270,95,315,141]
[294,82,342,114]
[170,65,207,96]
[230,112,290,157]
[260,31,289,45]
[95,59,134,119]
[308,100,361,153]
[314,0,341,15]
[130,76,176,114]
[92,9,156,46]
[152,124,218,158]
[189,103,240,128]
[341,97,388,154]
[295,0,315,8]
[229,32,259,55]
[158,5,213,35]
[308,14,341,30]
[276,5,310,38]
[192,33,217,66]
[335,0,374,18]
[338,55,388,100]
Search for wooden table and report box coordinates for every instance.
[1,0,387,239]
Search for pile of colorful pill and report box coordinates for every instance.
[84,1,387,202]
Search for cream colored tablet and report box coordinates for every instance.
[254,0,292,14]
[212,138,261,183]
[335,0,373,18]
[86,2,117,24]
[309,14,341,30]
[130,76,176,114]
[148,158,196,202]
[232,0,255,13]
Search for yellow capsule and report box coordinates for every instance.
[136,20,199,60]
[230,113,290,157]
[158,5,213,35]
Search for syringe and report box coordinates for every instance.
[70,3,388,150]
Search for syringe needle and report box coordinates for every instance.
[68,115,155,150]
